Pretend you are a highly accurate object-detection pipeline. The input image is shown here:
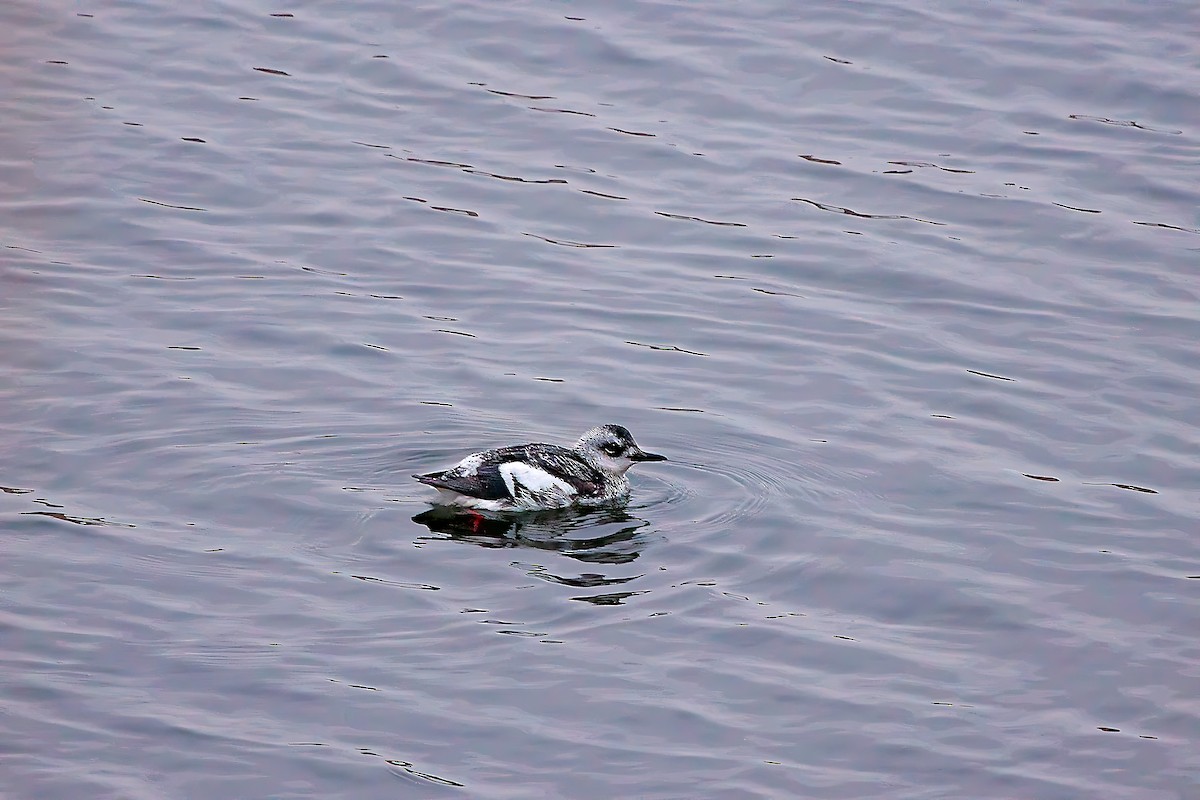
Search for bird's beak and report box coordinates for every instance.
[631,449,667,462]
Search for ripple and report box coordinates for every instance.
[632,430,831,535]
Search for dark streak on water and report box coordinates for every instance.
[2,1,1198,798]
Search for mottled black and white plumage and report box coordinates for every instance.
[413,424,666,511]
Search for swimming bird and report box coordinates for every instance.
[413,424,666,511]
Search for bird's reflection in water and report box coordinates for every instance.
[411,505,650,565]
[411,506,654,604]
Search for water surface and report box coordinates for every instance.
[2,1,1198,798]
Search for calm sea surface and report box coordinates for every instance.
[2,1,1198,798]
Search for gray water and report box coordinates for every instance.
[3,1,1198,798]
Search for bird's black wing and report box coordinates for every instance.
[413,461,510,500]
[413,444,604,500]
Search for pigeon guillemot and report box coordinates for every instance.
[413,424,667,511]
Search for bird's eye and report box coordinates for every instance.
[601,443,624,456]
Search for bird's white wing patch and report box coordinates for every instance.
[498,462,575,502]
